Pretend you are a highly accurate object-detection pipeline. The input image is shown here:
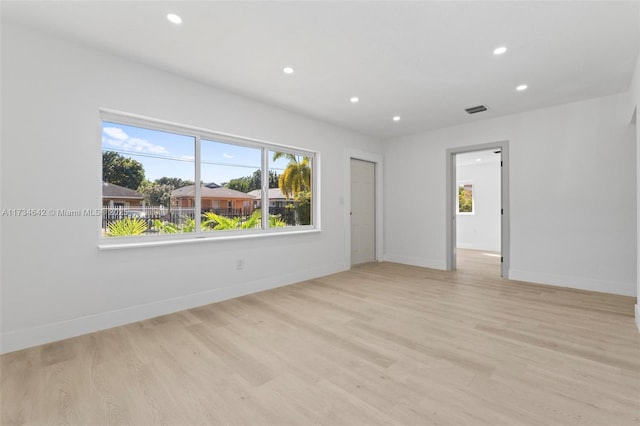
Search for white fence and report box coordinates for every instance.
[102,206,196,230]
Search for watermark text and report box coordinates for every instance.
[1,208,103,217]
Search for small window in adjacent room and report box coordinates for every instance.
[457,183,474,214]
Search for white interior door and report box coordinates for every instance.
[351,158,376,265]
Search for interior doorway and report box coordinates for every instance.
[446,141,510,277]
[350,158,376,265]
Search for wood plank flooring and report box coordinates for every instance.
[2,250,639,425]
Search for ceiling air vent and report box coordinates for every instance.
[465,105,488,114]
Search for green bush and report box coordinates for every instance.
[153,217,195,233]
[107,217,148,236]
[202,210,261,230]
[295,190,311,225]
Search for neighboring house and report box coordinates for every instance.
[172,183,256,215]
[247,187,298,224]
[102,181,145,208]
[247,187,292,210]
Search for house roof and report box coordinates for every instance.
[247,188,288,200]
[172,184,256,199]
[102,182,144,199]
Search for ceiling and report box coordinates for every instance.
[3,1,639,139]
[456,149,501,167]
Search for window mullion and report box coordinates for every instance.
[195,135,202,233]
[261,147,268,229]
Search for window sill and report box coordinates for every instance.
[98,228,321,250]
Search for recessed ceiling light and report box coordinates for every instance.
[493,46,507,55]
[516,84,528,91]
[283,67,295,74]
[167,13,182,24]
[475,158,482,162]
[393,116,401,122]
[350,97,359,103]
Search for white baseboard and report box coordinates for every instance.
[509,269,636,297]
[1,262,348,354]
[382,253,446,270]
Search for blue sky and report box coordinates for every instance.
[102,122,293,185]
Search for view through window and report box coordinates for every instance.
[101,114,316,239]
[457,183,474,214]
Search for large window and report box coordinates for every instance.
[100,110,317,241]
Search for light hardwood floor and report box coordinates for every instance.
[2,250,639,425]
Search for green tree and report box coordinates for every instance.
[272,152,311,199]
[138,177,194,207]
[137,180,174,207]
[267,170,280,189]
[225,176,250,193]
[458,185,473,213]
[225,169,280,193]
[154,177,194,188]
[102,151,145,190]
[294,190,312,225]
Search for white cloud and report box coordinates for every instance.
[102,130,170,156]
[123,138,169,155]
[103,127,129,141]
[223,153,234,159]
[102,136,123,148]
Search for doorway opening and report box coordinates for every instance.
[446,141,510,277]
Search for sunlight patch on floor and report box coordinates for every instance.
[482,253,501,257]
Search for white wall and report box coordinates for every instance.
[456,160,501,251]
[631,48,640,329]
[0,22,382,353]
[384,92,636,297]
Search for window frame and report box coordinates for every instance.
[99,109,320,247]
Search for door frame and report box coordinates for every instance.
[446,141,510,277]
[346,150,384,266]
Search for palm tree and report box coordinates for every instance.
[107,217,148,236]
[272,152,311,199]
